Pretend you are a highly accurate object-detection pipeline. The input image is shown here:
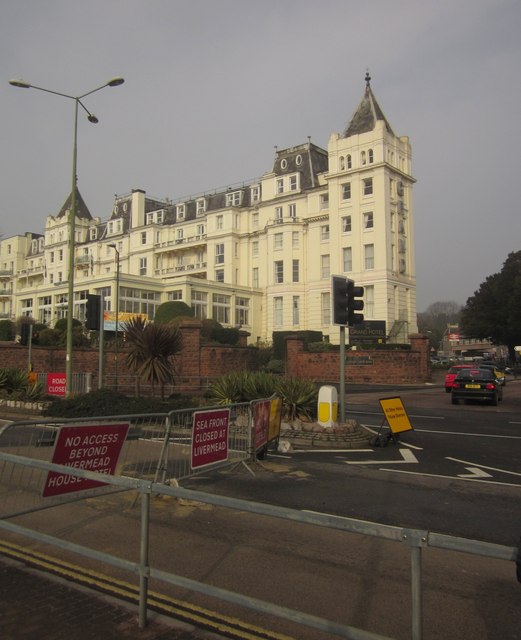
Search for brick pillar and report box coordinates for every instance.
[178,319,202,377]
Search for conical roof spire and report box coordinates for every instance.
[56,186,93,221]
[343,72,394,138]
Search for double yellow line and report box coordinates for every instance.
[0,540,294,640]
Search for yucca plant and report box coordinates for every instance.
[276,376,318,421]
[209,372,247,405]
[242,371,278,401]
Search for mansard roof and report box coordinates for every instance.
[56,187,93,221]
[343,72,394,138]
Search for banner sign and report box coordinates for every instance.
[191,408,230,469]
[103,311,148,332]
[253,399,271,450]
[43,423,129,497]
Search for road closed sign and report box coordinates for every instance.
[46,372,66,397]
[191,408,230,469]
[42,423,129,497]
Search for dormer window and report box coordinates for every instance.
[276,179,284,194]
[107,219,123,235]
[89,228,97,241]
[225,190,243,207]
[146,209,165,225]
[176,204,185,220]
[250,185,260,203]
[196,198,206,216]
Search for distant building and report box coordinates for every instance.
[1,73,417,344]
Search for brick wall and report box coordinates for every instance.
[285,333,430,384]
[0,326,430,395]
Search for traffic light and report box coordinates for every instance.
[332,276,350,325]
[85,294,101,330]
[20,323,30,346]
[347,280,364,326]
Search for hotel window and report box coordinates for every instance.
[364,244,375,270]
[292,296,300,325]
[235,297,249,326]
[176,204,185,219]
[252,212,259,228]
[212,293,230,324]
[176,228,184,241]
[288,203,296,219]
[216,215,223,230]
[90,228,97,241]
[275,206,283,223]
[342,216,352,233]
[368,148,374,163]
[363,178,373,196]
[292,231,299,248]
[339,156,345,171]
[342,183,351,200]
[364,285,374,318]
[343,247,352,272]
[215,243,225,265]
[251,185,260,202]
[321,225,330,241]
[361,150,367,165]
[320,193,329,209]
[289,175,297,191]
[292,259,299,283]
[197,223,205,236]
[191,290,207,319]
[276,178,284,194]
[274,233,283,250]
[168,290,183,301]
[226,190,243,207]
[141,231,147,245]
[321,292,331,325]
[252,267,259,288]
[252,241,259,257]
[139,257,147,276]
[215,269,224,282]
[321,254,330,279]
[196,198,206,215]
[273,297,283,327]
[274,260,284,284]
[346,154,352,169]
[363,212,374,229]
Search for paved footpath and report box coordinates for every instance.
[0,558,225,640]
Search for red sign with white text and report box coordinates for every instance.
[46,372,66,397]
[43,423,129,497]
[191,409,229,469]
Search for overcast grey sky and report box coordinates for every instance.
[1,0,520,312]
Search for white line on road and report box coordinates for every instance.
[446,456,521,477]
[346,448,418,465]
[377,468,521,488]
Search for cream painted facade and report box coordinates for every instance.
[1,76,417,344]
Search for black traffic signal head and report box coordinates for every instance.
[347,280,364,326]
[332,276,350,325]
[85,294,101,330]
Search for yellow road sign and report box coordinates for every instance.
[379,397,413,434]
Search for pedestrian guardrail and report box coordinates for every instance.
[0,410,518,640]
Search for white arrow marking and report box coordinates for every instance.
[458,467,492,479]
[346,448,418,465]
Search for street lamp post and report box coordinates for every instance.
[9,76,124,396]
[108,243,120,390]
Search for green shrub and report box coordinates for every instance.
[0,319,15,341]
[154,301,194,324]
[42,388,201,418]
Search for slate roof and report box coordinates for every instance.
[343,72,394,138]
[56,187,93,221]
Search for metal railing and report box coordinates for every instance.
[0,413,519,640]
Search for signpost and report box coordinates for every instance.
[43,423,129,497]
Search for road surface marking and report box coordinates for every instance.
[446,456,521,477]
[458,467,492,479]
[346,448,418,465]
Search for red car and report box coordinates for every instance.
[444,364,473,392]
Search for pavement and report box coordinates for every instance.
[0,556,227,640]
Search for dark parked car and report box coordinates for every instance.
[451,368,503,406]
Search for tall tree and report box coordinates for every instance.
[417,301,462,352]
[460,251,521,362]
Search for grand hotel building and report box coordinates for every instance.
[0,75,417,345]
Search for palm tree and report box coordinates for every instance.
[123,317,182,398]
